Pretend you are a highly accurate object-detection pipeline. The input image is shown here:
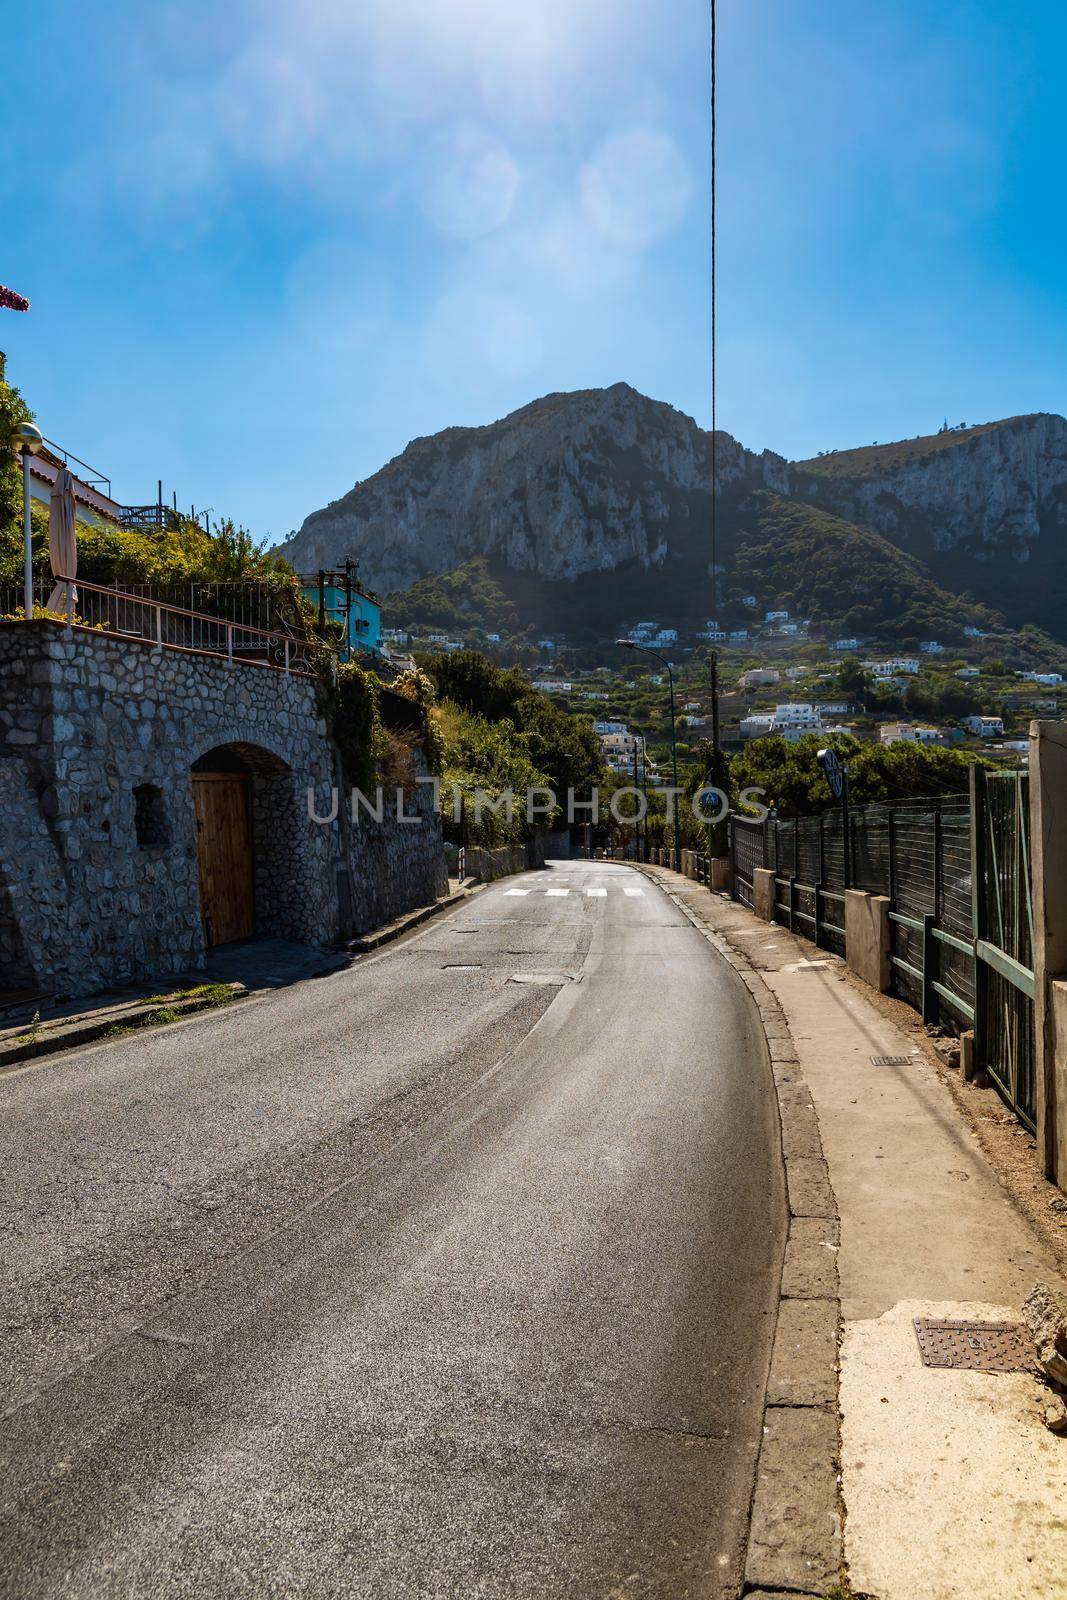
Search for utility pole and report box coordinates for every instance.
[631,737,641,862]
[710,649,721,762]
[615,639,680,872]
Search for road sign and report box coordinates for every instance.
[818,746,844,799]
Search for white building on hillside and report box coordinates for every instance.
[771,703,822,732]
[964,714,1005,737]
[867,658,920,678]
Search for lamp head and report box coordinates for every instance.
[615,638,635,648]
[11,422,43,458]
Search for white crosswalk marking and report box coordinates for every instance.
[585,887,607,897]
[504,888,530,896]
[624,887,644,897]
[545,887,570,897]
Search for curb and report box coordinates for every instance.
[344,880,482,953]
[635,864,845,1598]
[0,984,248,1072]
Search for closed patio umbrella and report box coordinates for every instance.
[45,465,78,618]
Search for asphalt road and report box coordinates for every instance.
[0,860,784,1599]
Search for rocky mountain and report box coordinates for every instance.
[279,386,1067,644]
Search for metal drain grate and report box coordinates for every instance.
[871,1054,914,1067]
[913,1318,1035,1372]
[508,971,577,986]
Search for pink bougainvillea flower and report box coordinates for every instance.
[0,285,30,312]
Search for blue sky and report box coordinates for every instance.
[2,0,1064,544]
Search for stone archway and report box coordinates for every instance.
[192,742,318,947]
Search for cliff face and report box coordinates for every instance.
[790,413,1067,563]
[279,383,789,591]
[279,388,1067,638]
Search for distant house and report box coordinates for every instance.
[817,701,851,717]
[681,715,707,728]
[537,679,573,693]
[955,667,980,679]
[740,714,775,740]
[963,714,1005,737]
[780,623,799,636]
[537,639,556,652]
[963,626,984,638]
[485,632,501,643]
[867,658,920,678]
[698,629,727,641]
[1030,672,1064,687]
[729,629,749,642]
[770,703,822,732]
[880,722,945,746]
[740,668,781,690]
[653,628,678,644]
[764,609,789,623]
[741,595,759,609]
[920,640,944,655]
[833,638,860,651]
[303,578,382,659]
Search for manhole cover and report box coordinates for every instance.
[508,972,577,986]
[871,1054,914,1067]
[913,1318,1035,1372]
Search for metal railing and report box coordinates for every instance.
[972,768,1035,1128]
[40,438,112,496]
[727,782,1037,1132]
[119,505,183,532]
[6,577,317,676]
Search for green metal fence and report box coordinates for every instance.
[971,768,1036,1129]
[728,777,1037,1130]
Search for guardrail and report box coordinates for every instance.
[8,577,317,676]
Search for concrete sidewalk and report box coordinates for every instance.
[642,864,1067,1600]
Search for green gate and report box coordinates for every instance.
[970,768,1036,1129]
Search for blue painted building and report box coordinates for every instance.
[301,573,382,660]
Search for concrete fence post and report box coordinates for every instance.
[844,888,891,993]
[752,867,776,922]
[1030,720,1067,1190]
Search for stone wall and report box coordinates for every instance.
[0,622,446,997]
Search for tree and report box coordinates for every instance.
[730,733,984,818]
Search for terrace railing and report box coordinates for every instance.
[5,577,317,676]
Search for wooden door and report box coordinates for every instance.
[192,774,255,947]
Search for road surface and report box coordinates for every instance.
[0,860,784,1598]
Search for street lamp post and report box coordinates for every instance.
[615,639,681,872]
[11,423,43,618]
